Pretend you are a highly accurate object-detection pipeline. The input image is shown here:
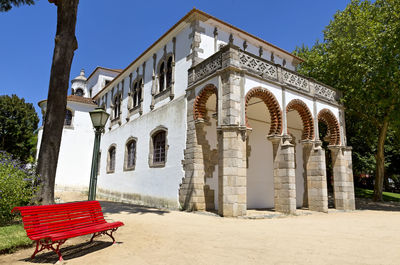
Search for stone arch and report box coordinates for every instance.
[245,87,282,135]
[286,99,314,140]
[318,109,340,146]
[193,84,218,121]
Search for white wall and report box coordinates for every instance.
[246,119,275,208]
[36,101,96,190]
[97,96,187,204]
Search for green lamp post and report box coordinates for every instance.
[88,107,110,201]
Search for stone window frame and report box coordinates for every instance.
[110,92,122,126]
[127,74,144,116]
[154,52,174,104]
[64,108,74,129]
[148,125,169,168]
[107,144,117,174]
[124,137,137,171]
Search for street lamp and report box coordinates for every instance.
[88,107,110,201]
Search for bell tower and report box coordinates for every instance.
[71,69,88,97]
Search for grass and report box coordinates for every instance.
[355,188,400,202]
[0,224,32,254]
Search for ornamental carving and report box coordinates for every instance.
[189,54,222,85]
[315,84,336,101]
[282,70,309,92]
[239,52,277,80]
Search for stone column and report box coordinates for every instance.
[329,146,355,210]
[218,127,247,217]
[306,141,328,212]
[179,90,206,211]
[268,135,296,214]
[217,46,247,217]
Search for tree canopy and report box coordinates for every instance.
[0,94,39,162]
[0,0,34,12]
[294,0,400,200]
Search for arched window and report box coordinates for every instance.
[75,88,84,97]
[153,131,166,164]
[166,56,173,88]
[137,79,142,105]
[124,138,137,171]
[159,62,165,92]
[64,109,73,126]
[113,95,121,119]
[132,82,138,107]
[107,145,116,173]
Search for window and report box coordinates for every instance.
[89,88,93,98]
[64,109,73,126]
[166,56,173,88]
[105,80,111,87]
[113,95,121,119]
[159,62,165,92]
[124,138,137,171]
[75,88,84,97]
[153,131,166,163]
[149,127,168,167]
[132,82,138,107]
[137,79,142,105]
[107,145,116,173]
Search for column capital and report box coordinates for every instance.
[267,134,282,144]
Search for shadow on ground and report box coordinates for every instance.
[99,201,170,215]
[20,240,119,264]
[356,198,400,211]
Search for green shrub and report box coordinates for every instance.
[0,151,38,225]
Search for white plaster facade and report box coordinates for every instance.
[37,9,355,216]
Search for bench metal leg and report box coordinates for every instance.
[89,227,119,244]
[31,239,67,262]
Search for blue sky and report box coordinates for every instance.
[0,0,350,119]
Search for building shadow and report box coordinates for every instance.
[356,198,400,211]
[20,240,119,264]
[99,200,170,215]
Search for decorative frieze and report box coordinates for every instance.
[282,69,309,92]
[239,51,277,80]
[188,44,338,104]
[315,83,336,101]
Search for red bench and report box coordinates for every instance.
[12,200,124,261]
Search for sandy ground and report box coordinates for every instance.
[1,192,399,265]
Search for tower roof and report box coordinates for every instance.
[72,69,87,82]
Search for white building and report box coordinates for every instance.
[37,9,355,217]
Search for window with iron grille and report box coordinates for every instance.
[153,131,166,163]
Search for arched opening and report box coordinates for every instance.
[245,87,282,209]
[286,99,314,208]
[193,84,218,211]
[75,88,84,97]
[318,108,341,208]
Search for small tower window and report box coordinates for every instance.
[64,109,73,126]
[75,88,84,97]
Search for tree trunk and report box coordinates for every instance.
[373,116,389,202]
[36,0,79,204]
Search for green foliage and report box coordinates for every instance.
[294,0,400,198]
[0,94,39,163]
[0,0,34,12]
[0,224,31,254]
[0,151,38,226]
[355,188,400,202]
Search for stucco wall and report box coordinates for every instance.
[97,96,187,205]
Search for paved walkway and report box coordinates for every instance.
[1,199,399,265]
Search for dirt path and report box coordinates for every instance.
[1,199,399,265]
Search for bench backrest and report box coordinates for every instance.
[12,201,106,240]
